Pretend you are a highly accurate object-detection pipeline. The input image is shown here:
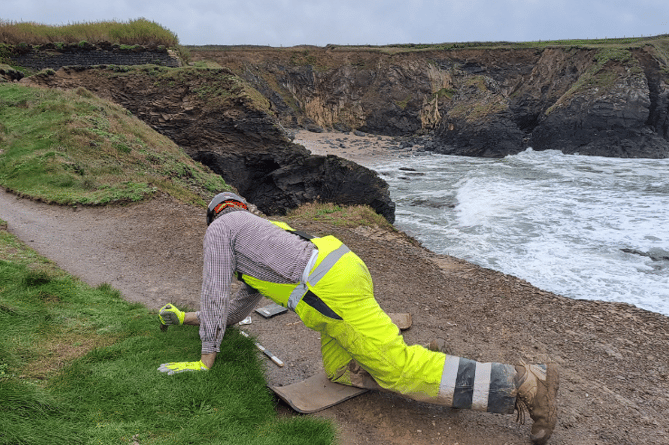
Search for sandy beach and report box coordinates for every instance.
[293,130,417,166]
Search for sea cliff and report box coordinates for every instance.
[6,36,669,225]
[191,39,669,158]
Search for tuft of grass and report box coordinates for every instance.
[286,202,395,229]
[0,83,232,207]
[394,95,412,110]
[0,18,179,47]
[0,225,336,445]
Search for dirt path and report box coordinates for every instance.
[1,144,669,444]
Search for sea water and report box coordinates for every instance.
[372,149,669,316]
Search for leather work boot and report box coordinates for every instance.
[515,362,559,445]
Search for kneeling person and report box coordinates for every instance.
[158,192,558,445]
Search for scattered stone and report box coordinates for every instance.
[306,124,325,133]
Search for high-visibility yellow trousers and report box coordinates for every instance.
[292,243,517,414]
[240,226,517,414]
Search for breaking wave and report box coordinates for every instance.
[374,148,669,316]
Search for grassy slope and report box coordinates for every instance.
[0,83,231,207]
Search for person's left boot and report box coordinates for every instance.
[515,362,559,445]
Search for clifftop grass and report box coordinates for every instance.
[0,83,231,207]
[0,18,178,47]
[188,34,669,57]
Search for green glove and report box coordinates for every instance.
[159,303,185,326]
[157,360,209,375]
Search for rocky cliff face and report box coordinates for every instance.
[192,41,669,158]
[23,66,395,222]
[513,47,669,158]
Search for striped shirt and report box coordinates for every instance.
[199,210,315,353]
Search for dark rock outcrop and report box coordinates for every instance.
[8,42,181,71]
[0,64,24,82]
[432,113,525,157]
[196,149,395,221]
[515,47,669,158]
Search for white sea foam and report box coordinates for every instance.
[374,149,669,316]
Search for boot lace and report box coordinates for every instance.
[515,397,528,424]
[514,359,530,424]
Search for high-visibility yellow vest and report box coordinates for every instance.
[237,221,350,313]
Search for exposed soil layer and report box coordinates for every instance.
[1,142,668,444]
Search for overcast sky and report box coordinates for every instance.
[2,0,668,46]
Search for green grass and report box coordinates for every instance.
[286,202,395,229]
[371,34,669,52]
[0,226,336,445]
[0,19,178,47]
[0,83,231,207]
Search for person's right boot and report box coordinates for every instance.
[514,362,559,445]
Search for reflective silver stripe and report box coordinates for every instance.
[287,283,308,310]
[437,354,460,406]
[308,244,350,285]
[471,362,492,411]
[301,249,319,283]
[286,244,350,310]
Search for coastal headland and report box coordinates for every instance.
[2,35,669,444]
